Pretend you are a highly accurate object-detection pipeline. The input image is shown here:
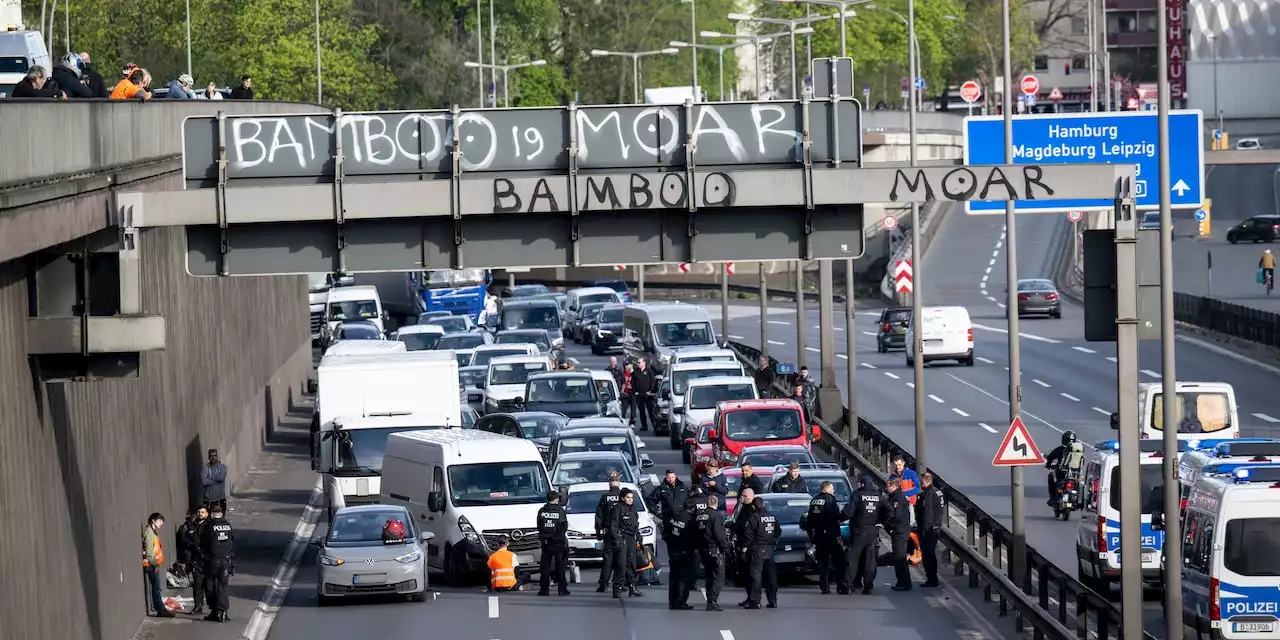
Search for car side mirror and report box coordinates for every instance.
[309,539,322,548]
[708,429,719,440]
[673,406,684,414]
[1151,512,1165,532]
[641,456,654,469]
[420,531,435,542]
[514,397,525,406]
[810,425,822,441]
[427,491,444,513]
[684,438,696,446]
[1109,412,1119,430]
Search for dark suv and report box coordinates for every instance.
[1227,215,1280,244]
[875,307,911,352]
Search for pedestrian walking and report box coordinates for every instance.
[142,513,174,618]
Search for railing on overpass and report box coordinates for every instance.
[0,99,963,190]
[1175,291,1280,347]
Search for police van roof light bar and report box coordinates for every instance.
[1230,464,1280,484]
[1094,439,1187,454]
[1217,440,1280,458]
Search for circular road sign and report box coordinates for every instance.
[883,215,899,231]
[960,80,981,103]
[1020,75,1040,96]
[1067,211,1083,223]
[1195,209,1207,222]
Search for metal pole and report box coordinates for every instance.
[718,48,725,101]
[1087,0,1097,112]
[753,38,762,98]
[508,271,516,289]
[690,0,698,100]
[476,0,484,107]
[795,262,805,368]
[845,258,858,436]
[759,265,769,358]
[63,0,68,54]
[633,55,640,103]
[1001,0,1027,588]
[638,266,646,302]
[789,26,798,99]
[721,265,730,346]
[185,0,193,78]
[503,67,509,107]
[1103,51,1112,111]
[1157,3,1183,634]
[1212,37,1222,132]
[1115,198,1143,640]
[838,2,847,56]
[315,0,323,103]
[489,0,496,106]
[47,0,56,50]
[908,0,926,477]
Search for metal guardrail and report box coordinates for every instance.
[517,278,846,304]
[1175,291,1280,347]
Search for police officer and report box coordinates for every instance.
[915,472,944,588]
[649,469,688,536]
[804,480,849,594]
[697,494,730,611]
[665,496,697,610]
[770,462,809,493]
[594,473,622,592]
[537,490,571,596]
[732,486,757,598]
[883,476,914,591]
[842,476,882,594]
[608,488,645,598]
[742,496,781,609]
[200,504,235,622]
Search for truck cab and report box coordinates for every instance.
[417,268,492,322]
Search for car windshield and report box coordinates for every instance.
[654,321,716,347]
[427,268,487,288]
[674,368,743,395]
[528,377,598,403]
[724,408,805,441]
[472,348,530,366]
[448,461,549,507]
[502,306,560,330]
[599,308,624,324]
[580,302,607,319]
[439,334,486,350]
[884,309,911,324]
[1224,517,1280,577]
[420,312,452,321]
[332,426,433,474]
[0,57,29,74]
[760,497,813,525]
[556,435,637,465]
[566,489,646,514]
[517,414,569,439]
[508,285,549,297]
[688,383,756,409]
[397,332,441,351]
[1152,391,1233,434]
[578,293,617,307]
[490,362,548,385]
[497,332,551,350]
[1108,464,1164,512]
[740,448,815,469]
[594,379,618,401]
[432,316,470,333]
[1018,280,1055,292]
[1142,212,1160,226]
[552,459,634,485]
[329,300,378,322]
[326,508,415,547]
[340,324,381,339]
[458,368,486,387]
[461,407,478,428]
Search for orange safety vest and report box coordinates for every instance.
[142,529,164,567]
[110,79,142,100]
[907,532,922,566]
[488,549,516,589]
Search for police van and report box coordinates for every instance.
[1109,382,1240,441]
[1175,464,1280,639]
[1077,439,1185,590]
[1179,439,1280,516]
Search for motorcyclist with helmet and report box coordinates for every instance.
[1044,431,1085,507]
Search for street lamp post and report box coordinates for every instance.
[315,0,323,104]
[1209,33,1222,132]
[682,0,699,100]
[772,0,876,56]
[727,13,834,98]
[463,59,548,107]
[701,29,801,99]
[590,49,680,102]
[670,40,762,100]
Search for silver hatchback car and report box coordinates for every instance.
[316,505,434,605]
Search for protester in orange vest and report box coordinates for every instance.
[142,512,174,617]
[488,535,521,591]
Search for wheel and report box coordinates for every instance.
[1228,233,1237,244]
[1077,559,1094,590]
[317,592,334,607]
[964,354,975,367]
[444,545,466,587]
[906,356,914,367]
[669,429,680,450]
[1051,308,1062,319]
[410,590,428,602]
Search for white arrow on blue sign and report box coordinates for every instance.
[962,109,1205,214]
[1195,209,1207,221]
[1212,129,1223,141]
[914,77,925,89]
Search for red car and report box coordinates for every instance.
[686,420,716,481]
[720,468,747,515]
[706,398,821,468]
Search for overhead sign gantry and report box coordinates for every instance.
[114,99,1136,275]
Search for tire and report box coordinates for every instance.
[1077,559,1094,590]
[906,356,914,367]
[444,545,465,587]
[1228,233,1237,244]
[1051,309,1062,319]
[410,589,428,603]
[669,429,680,449]
[964,354,975,367]
[317,592,334,607]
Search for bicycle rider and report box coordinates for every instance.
[1261,249,1276,289]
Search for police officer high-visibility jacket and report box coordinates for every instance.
[488,548,517,589]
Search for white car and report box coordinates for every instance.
[483,355,552,414]
[1236,137,1262,150]
[393,324,445,351]
[588,369,624,418]
[679,375,758,444]
[563,482,658,564]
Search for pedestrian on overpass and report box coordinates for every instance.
[915,472,944,588]
[754,356,775,398]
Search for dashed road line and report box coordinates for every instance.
[977,356,995,364]
[997,302,1006,308]
[837,354,848,360]
[978,423,998,433]
[1091,406,1111,416]
[928,394,945,404]
[1106,356,1117,363]
[1141,369,1161,378]
[946,373,1071,437]
[906,382,916,389]
[489,596,499,618]
[767,320,790,326]
[972,323,1060,344]
[862,331,877,337]
[728,335,745,340]
[1072,346,1097,354]
[1253,413,1280,423]
[1061,393,1080,402]
[767,340,785,346]
[721,631,736,640]
[952,408,970,417]
[1032,379,1050,388]
[860,362,876,369]
[806,347,820,353]
[884,372,900,380]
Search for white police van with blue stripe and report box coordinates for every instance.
[1179,439,1280,516]
[1176,463,1280,639]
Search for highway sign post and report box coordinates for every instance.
[963,110,1205,214]
[893,260,913,294]
[992,417,1045,466]
[1067,211,1083,223]
[725,262,736,275]
[1197,198,1211,237]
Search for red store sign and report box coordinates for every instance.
[1167,0,1186,99]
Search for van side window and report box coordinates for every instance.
[641,323,655,351]
[1184,512,1215,572]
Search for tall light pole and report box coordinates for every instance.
[315,0,323,103]
[670,40,762,101]
[463,59,548,107]
[1208,33,1222,133]
[682,0,699,100]
[702,29,799,99]
[728,12,833,98]
[476,0,484,107]
[186,0,193,78]
[772,0,876,57]
[590,49,680,102]
[866,5,922,110]
[489,0,497,106]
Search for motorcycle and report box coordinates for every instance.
[1051,471,1082,520]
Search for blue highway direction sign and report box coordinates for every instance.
[963,110,1204,214]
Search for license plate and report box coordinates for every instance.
[1233,623,1276,633]
[353,574,359,585]
[925,339,943,346]
[1141,553,1155,563]
[591,542,601,550]
[783,545,792,552]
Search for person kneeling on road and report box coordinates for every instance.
[609,488,645,598]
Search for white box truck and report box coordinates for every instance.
[312,350,461,520]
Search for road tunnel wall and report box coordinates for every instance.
[0,226,311,640]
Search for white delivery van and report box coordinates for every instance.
[563,286,623,334]
[906,306,974,367]
[482,354,552,414]
[326,285,386,336]
[622,303,720,375]
[381,429,555,585]
[1108,382,1239,441]
[669,346,739,369]
[313,351,461,519]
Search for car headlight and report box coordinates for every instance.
[639,526,654,537]
[566,530,585,540]
[395,549,423,563]
[553,338,565,348]
[318,554,345,566]
[598,329,612,336]
[458,515,482,545]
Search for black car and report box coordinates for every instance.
[570,302,609,343]
[587,304,626,355]
[548,425,653,478]
[474,411,570,459]
[517,371,607,418]
[498,299,565,347]
[726,493,818,579]
[335,321,383,340]
[1227,215,1280,244]
[875,307,910,353]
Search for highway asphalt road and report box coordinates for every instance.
[263,344,978,640]
[720,205,1280,636]
[1174,163,1280,311]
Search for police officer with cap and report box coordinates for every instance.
[742,496,781,609]
[594,473,622,592]
[842,476,883,594]
[537,490,571,596]
[200,504,235,622]
[883,476,914,591]
[697,494,730,611]
[804,480,849,594]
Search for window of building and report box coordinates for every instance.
[1140,11,1158,32]
[1108,11,1139,33]
[1034,55,1049,71]
[1071,16,1088,34]
[1072,55,1089,70]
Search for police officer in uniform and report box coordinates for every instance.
[742,496,781,609]
[883,477,914,591]
[842,476,883,594]
[665,496,697,610]
[608,488,645,598]
[697,494,730,611]
[915,472,944,588]
[537,490,571,596]
[200,505,235,622]
[649,469,688,538]
[594,474,622,592]
[805,481,849,594]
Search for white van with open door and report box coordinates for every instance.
[906,306,974,366]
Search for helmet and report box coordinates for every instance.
[1267,249,1273,254]
[382,519,407,542]
[59,52,80,73]
[1061,431,1077,446]
[178,73,194,86]
[122,62,138,77]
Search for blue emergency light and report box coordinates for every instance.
[1213,439,1280,459]
[1228,464,1280,484]
[1094,439,1187,454]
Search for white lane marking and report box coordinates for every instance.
[1032,379,1050,388]
[972,323,1061,344]
[837,354,848,360]
[996,302,1006,308]
[884,372,900,379]
[946,373,1075,440]
[1141,369,1161,378]
[767,340,785,345]
[977,356,995,364]
[981,274,989,283]
[1253,413,1280,423]
[489,596,499,618]
[860,362,876,369]
[991,250,999,258]
[979,422,998,433]
[985,296,997,302]
[722,631,736,640]
[767,320,790,325]
[241,477,323,640]
[928,394,945,404]
[995,241,1003,249]
[862,331,877,337]
[728,334,745,340]
[1092,406,1111,416]
[906,382,916,388]
[806,347,821,353]
[1106,356,1117,363]
[985,266,993,274]
[1072,346,1097,354]
[952,407,970,417]
[1061,393,1081,402]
